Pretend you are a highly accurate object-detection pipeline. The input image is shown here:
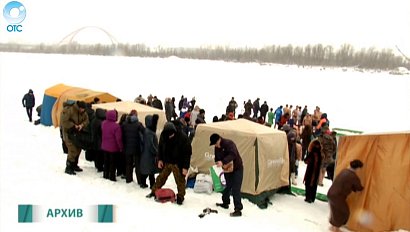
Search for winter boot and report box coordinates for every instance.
[103,166,109,179]
[176,196,184,205]
[146,192,155,198]
[73,165,83,172]
[216,203,229,209]
[291,173,297,185]
[230,210,242,217]
[65,161,76,175]
[149,175,156,189]
[73,156,83,172]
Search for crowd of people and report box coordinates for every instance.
[24,90,365,224]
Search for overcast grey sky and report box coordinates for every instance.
[1,0,409,52]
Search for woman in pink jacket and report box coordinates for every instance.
[101,110,123,181]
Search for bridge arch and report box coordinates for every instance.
[59,26,118,45]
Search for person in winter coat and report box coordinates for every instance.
[315,113,329,136]
[121,113,145,184]
[60,101,89,175]
[189,97,196,110]
[279,113,290,130]
[259,101,269,122]
[326,131,338,181]
[89,108,106,172]
[287,129,297,186]
[327,160,364,232]
[22,89,35,122]
[190,105,201,127]
[116,113,128,178]
[178,95,184,114]
[151,96,163,110]
[252,98,260,118]
[59,101,74,155]
[101,110,123,181]
[210,133,244,217]
[300,124,313,160]
[34,104,42,125]
[164,97,175,122]
[227,97,238,116]
[83,106,96,162]
[146,121,192,205]
[303,140,322,203]
[274,105,283,129]
[267,108,275,126]
[317,127,336,186]
[244,100,253,117]
[140,114,159,188]
[295,138,302,180]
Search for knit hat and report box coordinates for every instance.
[77,101,87,109]
[209,133,220,146]
[287,131,296,142]
[130,109,137,116]
[282,124,291,133]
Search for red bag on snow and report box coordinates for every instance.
[155,188,176,203]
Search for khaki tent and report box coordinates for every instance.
[190,119,289,208]
[92,101,167,137]
[42,83,118,127]
[336,132,410,232]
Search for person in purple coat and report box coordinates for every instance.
[101,110,123,181]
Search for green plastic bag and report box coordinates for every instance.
[209,165,225,192]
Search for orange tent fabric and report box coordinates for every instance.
[50,84,117,127]
[336,132,410,232]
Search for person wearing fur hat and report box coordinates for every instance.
[146,121,192,205]
[60,101,89,175]
[22,89,35,122]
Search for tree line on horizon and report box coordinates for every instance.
[1,42,409,71]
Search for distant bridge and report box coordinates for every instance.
[58,26,118,46]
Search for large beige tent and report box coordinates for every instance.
[92,101,167,137]
[336,132,410,232]
[190,119,289,208]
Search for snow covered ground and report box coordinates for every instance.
[0,52,409,232]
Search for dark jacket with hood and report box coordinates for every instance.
[22,89,35,108]
[121,115,145,155]
[90,108,106,150]
[140,114,159,175]
[158,121,192,171]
